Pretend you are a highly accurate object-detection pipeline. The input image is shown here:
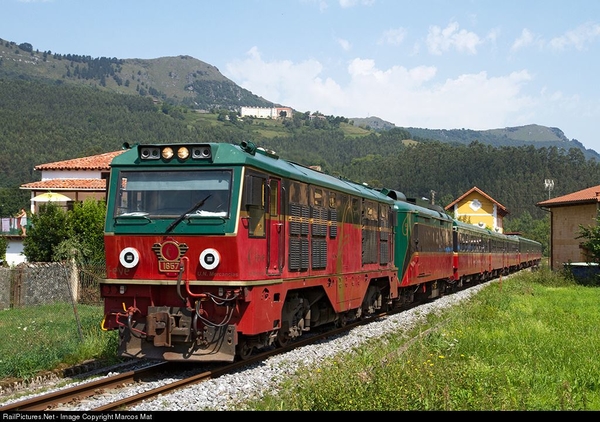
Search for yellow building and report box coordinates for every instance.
[444,186,508,233]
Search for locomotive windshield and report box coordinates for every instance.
[115,170,232,218]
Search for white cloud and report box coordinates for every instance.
[378,28,407,46]
[549,22,600,51]
[224,47,537,131]
[336,37,352,51]
[511,29,535,52]
[338,0,375,8]
[426,21,482,55]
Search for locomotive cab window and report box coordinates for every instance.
[115,170,232,218]
[243,173,266,237]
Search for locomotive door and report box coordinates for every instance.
[267,178,283,276]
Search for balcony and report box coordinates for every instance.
[1,218,25,236]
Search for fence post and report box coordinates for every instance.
[70,257,79,302]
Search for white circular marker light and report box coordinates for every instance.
[119,247,140,269]
[199,248,220,270]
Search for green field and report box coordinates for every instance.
[1,267,598,410]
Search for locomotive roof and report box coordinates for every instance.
[391,197,454,222]
[111,141,394,204]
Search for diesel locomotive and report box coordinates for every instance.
[100,141,541,362]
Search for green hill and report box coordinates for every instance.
[2,35,600,227]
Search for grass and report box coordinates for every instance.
[1,267,599,410]
[0,302,119,380]
[241,268,600,411]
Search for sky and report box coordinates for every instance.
[3,0,600,153]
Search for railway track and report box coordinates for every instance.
[0,316,377,411]
[1,278,499,411]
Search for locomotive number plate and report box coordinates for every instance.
[159,261,180,272]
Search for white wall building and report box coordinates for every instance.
[240,106,293,119]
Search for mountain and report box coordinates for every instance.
[1,36,598,161]
[352,117,599,161]
[0,38,274,111]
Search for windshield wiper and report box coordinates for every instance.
[166,194,212,233]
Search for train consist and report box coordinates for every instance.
[100,140,542,362]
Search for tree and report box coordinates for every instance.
[61,198,106,263]
[22,202,69,262]
[22,199,107,264]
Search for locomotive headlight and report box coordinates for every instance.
[177,147,190,160]
[162,147,174,160]
[199,248,220,270]
[119,247,140,269]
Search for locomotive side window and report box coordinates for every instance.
[243,173,266,238]
[313,188,324,207]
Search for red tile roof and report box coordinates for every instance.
[537,185,600,207]
[444,186,508,215]
[20,179,107,191]
[34,150,125,171]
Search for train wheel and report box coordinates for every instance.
[275,326,290,348]
[335,313,348,328]
[237,340,254,360]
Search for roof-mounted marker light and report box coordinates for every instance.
[178,147,190,160]
[162,147,174,160]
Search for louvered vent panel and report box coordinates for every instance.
[329,209,338,238]
[301,238,309,270]
[290,203,302,235]
[301,205,310,236]
[289,238,301,271]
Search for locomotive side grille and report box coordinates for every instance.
[301,238,309,270]
[290,203,302,235]
[380,241,390,265]
[301,205,309,235]
[362,222,378,264]
[289,238,301,270]
[311,206,328,237]
[289,238,310,271]
[311,239,327,269]
[329,209,338,238]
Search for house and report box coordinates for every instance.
[2,150,124,266]
[536,185,600,270]
[444,186,508,233]
[20,150,125,214]
[240,106,293,119]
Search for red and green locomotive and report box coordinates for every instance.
[100,140,541,362]
[100,141,399,361]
